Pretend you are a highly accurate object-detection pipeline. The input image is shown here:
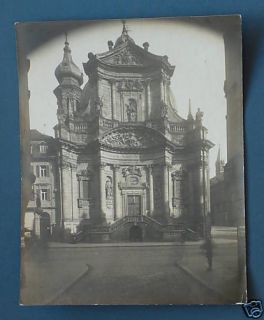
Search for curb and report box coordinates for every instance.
[42,264,92,305]
[48,240,237,249]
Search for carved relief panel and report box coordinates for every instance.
[119,166,146,189]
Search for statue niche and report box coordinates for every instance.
[105,176,113,209]
[105,176,113,199]
[126,98,137,122]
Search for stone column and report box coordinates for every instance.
[113,165,121,220]
[99,163,106,223]
[148,165,154,216]
[163,164,169,217]
[110,80,116,120]
[160,77,165,101]
[172,174,176,200]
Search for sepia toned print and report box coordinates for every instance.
[17,16,246,305]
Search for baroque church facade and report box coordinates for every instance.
[52,23,214,241]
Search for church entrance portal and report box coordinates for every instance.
[129,225,143,242]
[127,195,141,216]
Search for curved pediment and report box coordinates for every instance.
[100,127,165,150]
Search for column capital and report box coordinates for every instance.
[144,78,152,86]
[99,162,107,168]
[147,164,153,171]
[109,78,117,85]
[163,162,171,168]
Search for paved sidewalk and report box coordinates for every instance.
[175,241,243,303]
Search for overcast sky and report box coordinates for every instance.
[27,18,227,177]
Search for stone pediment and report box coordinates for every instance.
[100,127,165,149]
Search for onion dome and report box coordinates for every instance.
[114,20,135,48]
[55,38,83,86]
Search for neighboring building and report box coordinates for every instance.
[51,22,214,241]
[210,147,229,226]
[25,130,58,238]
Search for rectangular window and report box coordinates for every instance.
[40,188,50,201]
[41,189,48,201]
[39,165,49,177]
[40,144,48,153]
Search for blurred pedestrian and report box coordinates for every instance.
[204,236,213,270]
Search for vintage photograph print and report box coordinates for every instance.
[17,16,246,305]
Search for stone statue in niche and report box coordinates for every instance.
[105,176,113,199]
[126,98,137,122]
[95,96,103,116]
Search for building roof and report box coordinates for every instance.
[83,22,175,78]
[30,129,54,142]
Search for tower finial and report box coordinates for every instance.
[122,19,128,34]
[65,31,68,45]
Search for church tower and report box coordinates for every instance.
[54,36,83,137]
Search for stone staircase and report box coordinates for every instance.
[109,214,163,233]
[72,215,198,243]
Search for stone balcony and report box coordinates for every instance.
[71,115,187,135]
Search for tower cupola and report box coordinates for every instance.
[55,36,83,86]
[114,20,135,48]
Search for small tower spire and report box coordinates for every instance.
[217,145,221,162]
[187,98,194,121]
[122,20,128,35]
[65,31,68,44]
[215,145,225,178]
